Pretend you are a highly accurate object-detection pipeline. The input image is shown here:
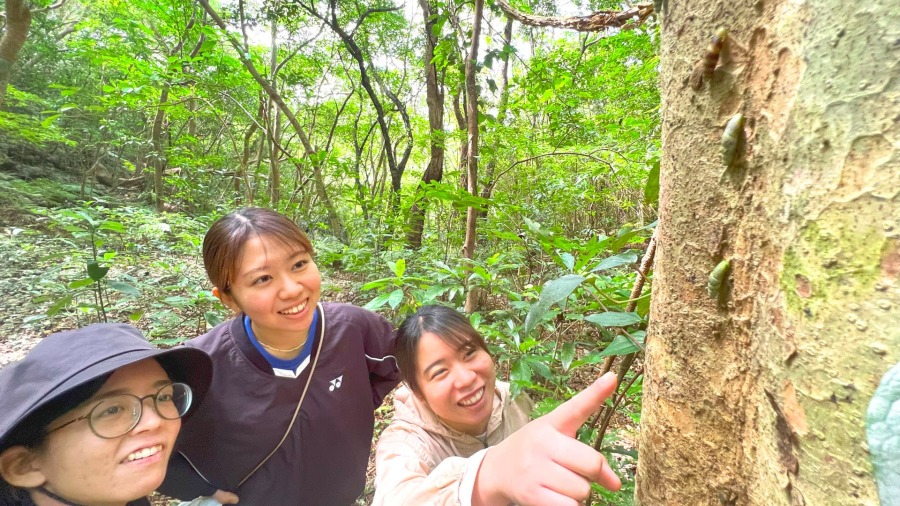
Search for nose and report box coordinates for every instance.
[278,273,304,299]
[132,396,164,433]
[452,365,477,390]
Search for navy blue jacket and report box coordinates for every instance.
[160,303,398,505]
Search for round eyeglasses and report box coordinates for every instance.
[48,382,193,439]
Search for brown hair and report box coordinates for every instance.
[395,305,490,396]
[202,207,314,294]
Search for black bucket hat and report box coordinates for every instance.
[0,323,212,450]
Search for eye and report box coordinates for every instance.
[94,400,130,419]
[464,347,478,358]
[292,259,308,270]
[156,392,175,403]
[430,368,448,380]
[252,275,272,285]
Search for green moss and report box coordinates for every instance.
[781,209,884,317]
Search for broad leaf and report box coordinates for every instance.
[108,281,141,296]
[560,342,576,371]
[86,261,109,282]
[592,251,638,272]
[524,274,586,335]
[599,331,646,357]
[585,312,643,328]
[364,292,392,310]
[387,289,404,309]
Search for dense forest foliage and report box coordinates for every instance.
[1,0,659,502]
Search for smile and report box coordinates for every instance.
[459,387,484,407]
[123,445,162,463]
[280,302,307,315]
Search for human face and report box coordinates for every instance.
[415,332,497,436]
[34,359,181,506]
[218,234,321,345]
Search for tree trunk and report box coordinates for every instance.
[268,22,281,207]
[0,0,31,109]
[149,86,170,212]
[479,17,513,208]
[462,0,483,314]
[637,1,900,505]
[407,0,446,249]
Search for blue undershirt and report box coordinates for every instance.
[244,309,317,378]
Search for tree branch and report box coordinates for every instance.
[351,6,401,37]
[495,1,654,32]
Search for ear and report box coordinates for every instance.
[212,287,239,313]
[0,446,46,489]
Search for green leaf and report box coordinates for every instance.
[387,288,404,309]
[559,252,575,271]
[599,331,646,357]
[532,397,564,418]
[86,260,109,282]
[585,312,643,328]
[47,295,72,316]
[67,278,95,289]
[204,311,224,328]
[422,285,450,302]
[364,292,392,310]
[128,310,144,322]
[524,274,586,335]
[360,278,393,291]
[560,342,576,371]
[592,251,638,272]
[510,358,533,386]
[41,114,61,127]
[391,258,406,278]
[108,281,141,296]
[98,221,125,233]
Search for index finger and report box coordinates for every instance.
[543,372,617,436]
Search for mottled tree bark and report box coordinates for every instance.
[637,0,900,504]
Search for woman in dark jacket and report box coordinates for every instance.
[0,324,212,506]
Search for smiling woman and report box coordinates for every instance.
[159,207,399,505]
[374,305,622,506]
[0,324,212,506]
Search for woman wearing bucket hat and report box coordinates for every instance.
[0,323,213,506]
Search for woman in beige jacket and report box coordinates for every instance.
[373,305,622,506]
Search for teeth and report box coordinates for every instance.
[459,388,484,407]
[126,445,162,462]
[280,302,307,315]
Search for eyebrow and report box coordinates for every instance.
[241,250,308,278]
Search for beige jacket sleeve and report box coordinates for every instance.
[373,427,480,506]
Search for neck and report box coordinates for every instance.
[249,323,308,351]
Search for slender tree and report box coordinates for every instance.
[407,0,446,249]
